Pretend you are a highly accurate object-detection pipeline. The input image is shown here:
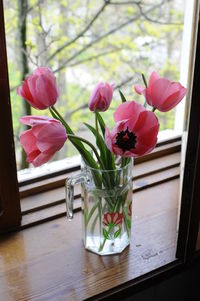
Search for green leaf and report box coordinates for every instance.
[50,108,100,173]
[119,90,127,103]
[103,228,110,240]
[84,122,107,165]
[95,114,116,171]
[96,112,105,136]
[114,228,121,238]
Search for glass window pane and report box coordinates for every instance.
[4,0,187,173]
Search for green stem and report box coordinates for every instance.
[142,73,148,88]
[141,73,148,108]
[51,106,73,134]
[67,134,105,170]
[98,196,122,252]
[98,223,115,252]
[121,157,130,169]
[95,112,99,137]
[50,106,104,188]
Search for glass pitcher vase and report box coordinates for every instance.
[66,158,133,255]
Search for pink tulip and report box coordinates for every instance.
[105,101,159,157]
[88,82,114,112]
[17,67,59,110]
[20,116,67,167]
[134,71,187,112]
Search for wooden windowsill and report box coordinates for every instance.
[0,175,180,300]
[18,139,181,230]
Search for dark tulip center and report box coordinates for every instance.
[115,127,137,151]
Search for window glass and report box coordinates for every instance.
[4,0,186,171]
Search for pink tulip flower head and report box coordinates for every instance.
[88,82,114,112]
[17,67,59,110]
[105,101,159,157]
[134,71,187,112]
[20,116,67,167]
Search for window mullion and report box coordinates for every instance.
[176,7,200,262]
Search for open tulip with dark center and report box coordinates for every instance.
[105,101,159,157]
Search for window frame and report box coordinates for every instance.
[176,7,200,262]
[0,0,21,232]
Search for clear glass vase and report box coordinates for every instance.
[66,158,133,255]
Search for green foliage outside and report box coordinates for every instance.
[4,0,185,169]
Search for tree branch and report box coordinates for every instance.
[109,0,141,5]
[53,1,169,74]
[138,1,183,25]
[62,47,122,68]
[114,76,134,90]
[47,1,110,63]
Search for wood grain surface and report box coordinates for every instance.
[0,179,179,301]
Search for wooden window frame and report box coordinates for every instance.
[176,7,200,262]
[0,0,21,232]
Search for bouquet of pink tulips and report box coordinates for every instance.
[18,68,186,170]
[18,67,186,254]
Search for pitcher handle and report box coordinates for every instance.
[65,173,87,220]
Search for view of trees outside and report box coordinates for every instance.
[4,0,185,171]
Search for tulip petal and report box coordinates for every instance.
[105,127,113,153]
[133,111,159,156]
[147,78,169,108]
[35,74,59,107]
[158,86,187,112]
[134,84,145,95]
[27,75,48,109]
[19,116,67,167]
[114,101,144,127]
[20,115,55,126]
[32,152,54,167]
[34,67,51,75]
[148,78,186,112]
[20,130,37,154]
[100,83,113,102]
[88,82,113,112]
[17,80,36,107]
[17,67,59,110]
[107,103,159,158]
[148,71,160,91]
[136,128,158,150]
[26,149,41,163]
[35,124,67,153]
[134,111,159,136]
